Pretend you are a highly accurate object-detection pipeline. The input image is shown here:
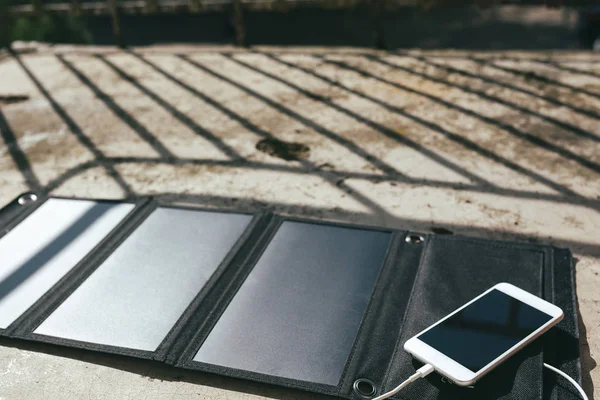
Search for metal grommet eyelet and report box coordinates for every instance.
[18,193,38,205]
[353,379,376,398]
[405,234,424,244]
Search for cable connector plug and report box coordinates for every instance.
[372,364,435,400]
[415,364,435,379]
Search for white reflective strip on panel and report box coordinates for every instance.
[35,208,252,351]
[0,199,134,328]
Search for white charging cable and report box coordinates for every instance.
[371,364,435,400]
[544,363,588,400]
[372,363,587,400]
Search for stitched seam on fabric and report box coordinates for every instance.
[187,360,341,394]
[567,252,583,388]
[549,248,558,400]
[175,216,284,366]
[28,332,155,359]
[435,235,547,254]
[338,232,399,391]
[154,212,271,362]
[380,234,431,392]
[538,254,545,400]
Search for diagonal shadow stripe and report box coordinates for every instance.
[42,156,480,198]
[330,55,600,176]
[412,57,600,142]
[536,59,600,81]
[223,53,496,189]
[44,160,103,192]
[472,57,600,102]
[409,55,600,143]
[180,57,407,180]
[56,55,175,160]
[42,155,600,212]
[126,51,393,219]
[96,54,243,161]
[0,108,42,191]
[128,51,403,179]
[402,54,600,133]
[258,52,579,198]
[179,54,494,187]
[0,203,108,303]
[11,51,134,198]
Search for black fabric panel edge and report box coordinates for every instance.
[0,194,582,400]
[545,246,560,400]
[0,192,49,337]
[337,231,424,399]
[153,210,272,362]
[338,230,403,390]
[172,217,399,398]
[377,234,433,396]
[277,214,396,233]
[544,247,582,400]
[378,234,548,400]
[189,360,340,396]
[22,332,156,360]
[416,233,555,253]
[5,198,156,338]
[171,214,283,367]
[153,199,257,218]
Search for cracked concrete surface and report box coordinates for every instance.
[0,45,598,399]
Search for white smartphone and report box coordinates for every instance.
[404,282,563,387]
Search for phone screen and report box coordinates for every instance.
[417,289,553,372]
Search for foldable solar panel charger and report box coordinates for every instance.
[0,193,582,400]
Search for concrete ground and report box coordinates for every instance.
[0,44,598,399]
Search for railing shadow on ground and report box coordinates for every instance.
[10,50,134,197]
[323,55,600,177]
[95,54,243,160]
[0,108,41,191]
[133,51,407,181]
[192,52,490,186]
[399,54,600,127]
[3,48,600,241]
[472,57,600,102]
[537,60,600,80]
[56,54,175,159]
[0,48,597,398]
[233,52,583,199]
